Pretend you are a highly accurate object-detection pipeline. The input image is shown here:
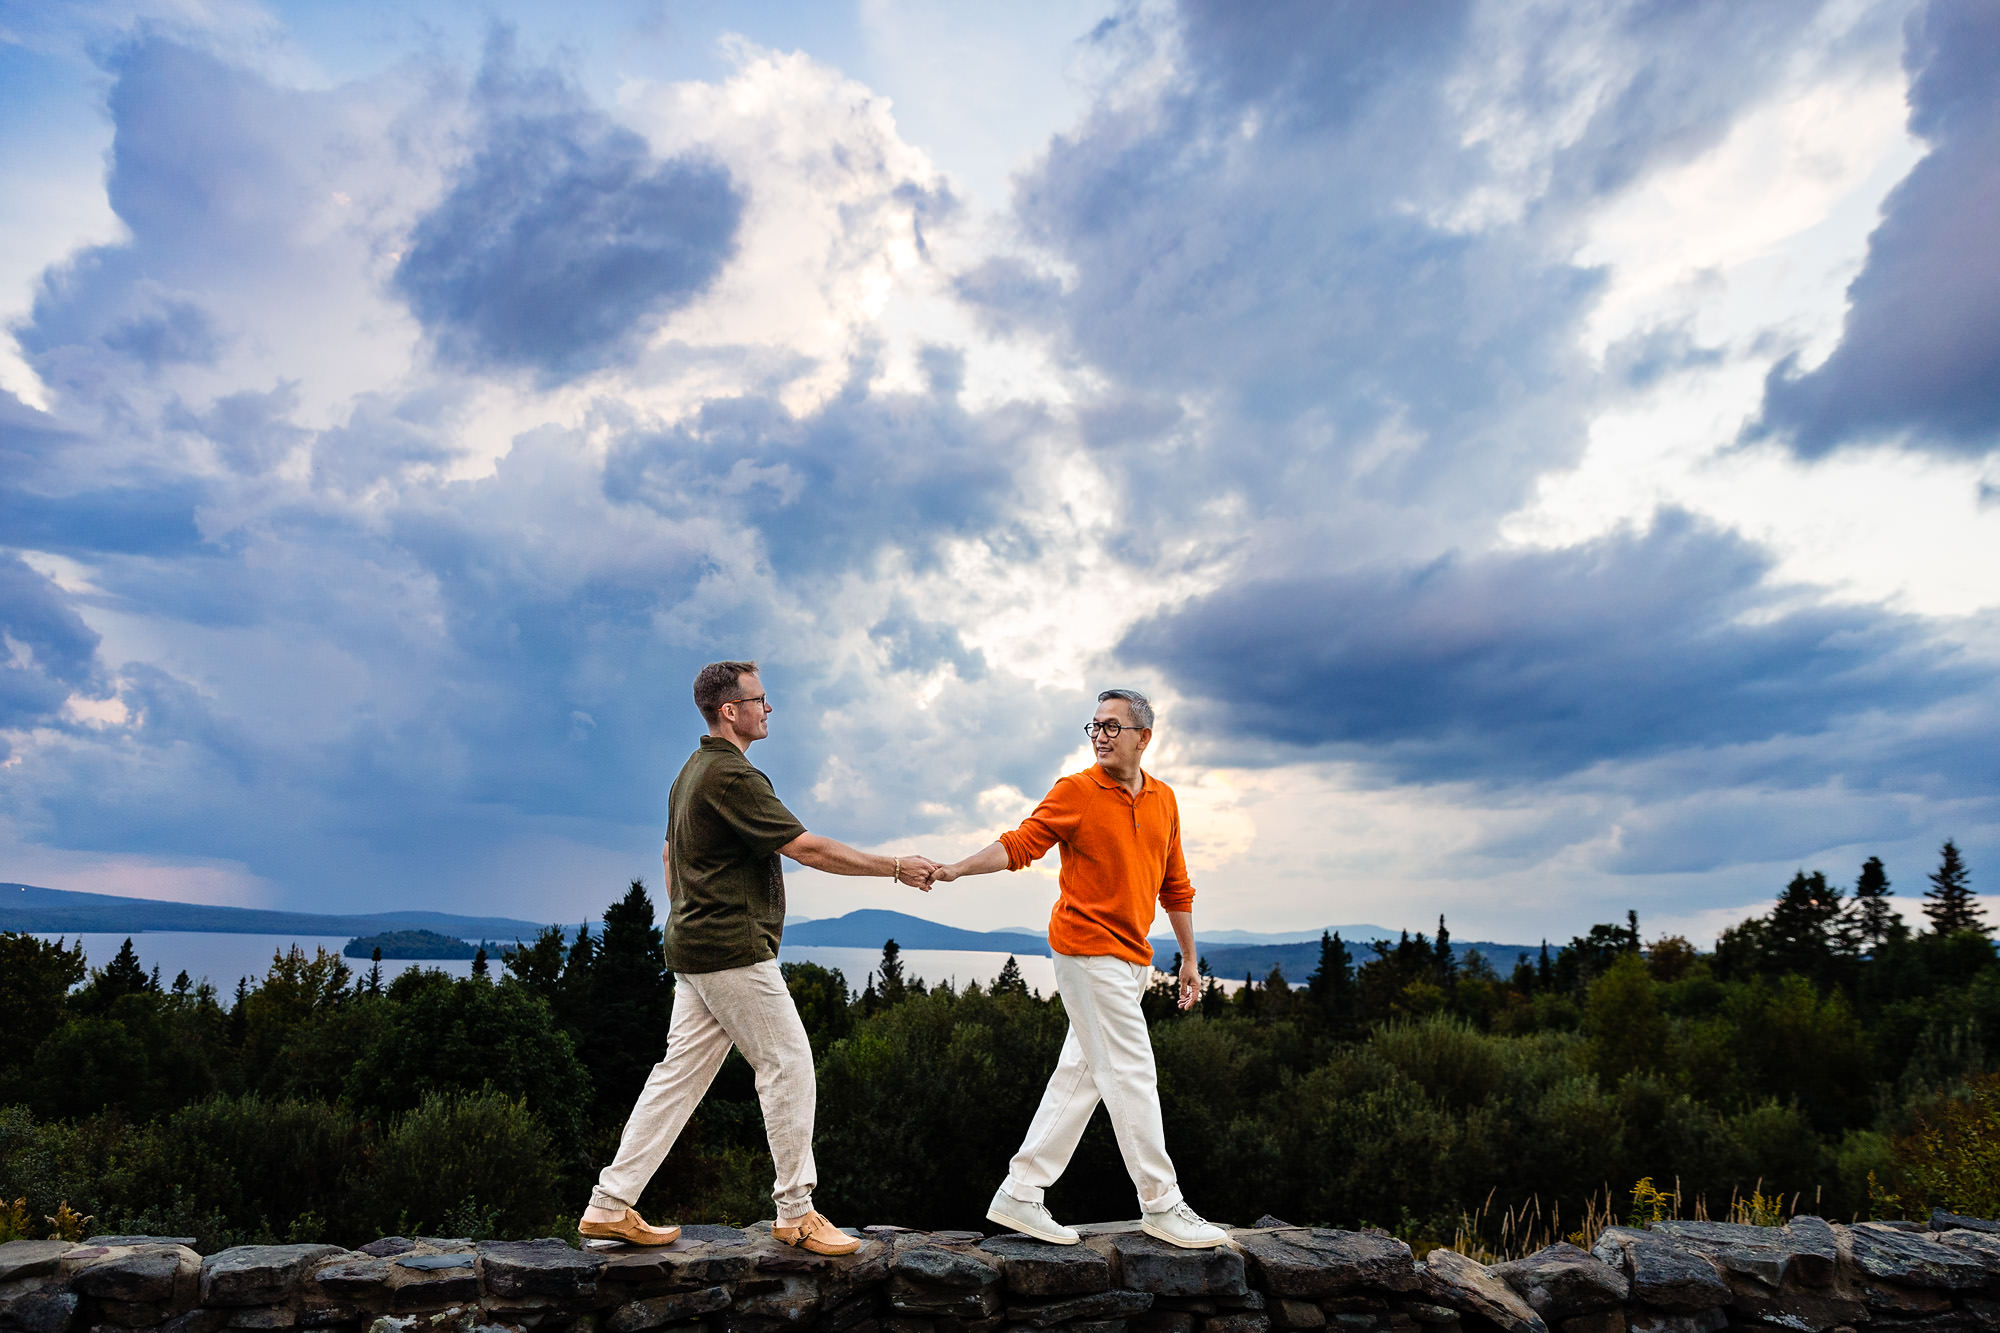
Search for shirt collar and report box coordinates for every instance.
[1087,764,1152,795]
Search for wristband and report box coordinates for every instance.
[893,857,901,881]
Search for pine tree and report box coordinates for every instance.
[1306,930,1355,1028]
[1767,869,1844,977]
[472,946,489,978]
[367,946,384,997]
[1847,856,1905,955]
[172,969,191,996]
[1434,915,1456,984]
[585,881,675,1112]
[878,939,907,1006]
[1923,839,1987,936]
[992,955,1028,997]
[1536,940,1553,989]
[96,938,148,1004]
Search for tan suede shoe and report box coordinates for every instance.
[577,1208,681,1246]
[772,1210,861,1255]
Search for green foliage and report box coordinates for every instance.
[358,1090,560,1237]
[1923,840,1987,937]
[342,929,480,960]
[0,934,85,1068]
[1882,1073,2000,1219]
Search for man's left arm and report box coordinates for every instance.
[1160,810,1198,1009]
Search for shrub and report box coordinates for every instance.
[356,1089,562,1238]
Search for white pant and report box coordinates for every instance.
[1002,952,1183,1214]
[590,959,817,1222]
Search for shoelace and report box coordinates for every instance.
[1172,1203,1205,1226]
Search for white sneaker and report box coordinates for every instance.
[1142,1201,1228,1249]
[986,1186,1080,1245]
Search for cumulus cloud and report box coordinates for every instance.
[1121,511,1990,783]
[1753,0,2000,457]
[394,33,745,383]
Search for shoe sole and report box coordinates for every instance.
[1139,1219,1228,1250]
[986,1207,1080,1246]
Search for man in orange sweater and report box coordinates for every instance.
[932,688,1227,1249]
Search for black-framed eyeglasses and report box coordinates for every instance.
[726,694,771,711]
[1084,720,1133,739]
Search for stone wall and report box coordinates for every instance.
[2,1210,1997,1333]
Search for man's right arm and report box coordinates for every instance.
[781,832,936,888]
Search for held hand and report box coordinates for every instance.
[1178,956,1200,1011]
[896,855,939,890]
[929,862,960,885]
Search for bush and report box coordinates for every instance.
[356,1089,563,1238]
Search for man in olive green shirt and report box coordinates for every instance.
[580,661,937,1255]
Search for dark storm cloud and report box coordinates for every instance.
[393,32,744,382]
[1753,0,2000,457]
[0,554,105,758]
[1122,511,1990,783]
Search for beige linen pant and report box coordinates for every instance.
[1001,952,1183,1214]
[590,958,817,1222]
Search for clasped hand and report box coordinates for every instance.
[893,856,959,891]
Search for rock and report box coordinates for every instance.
[1135,1312,1199,1333]
[310,1257,392,1298]
[157,1309,231,1333]
[1491,1243,1629,1319]
[478,1242,603,1301]
[357,1241,418,1259]
[363,1318,420,1333]
[385,1253,480,1312]
[1625,1310,1725,1333]
[82,1238,199,1251]
[71,1247,198,1305]
[1780,1217,1840,1288]
[1841,1224,1992,1290]
[1418,1250,1546,1333]
[1,1289,79,1333]
[1390,1302,1458,1326]
[1272,1299,1327,1328]
[1932,1210,2000,1236]
[1090,1234,1247,1299]
[1589,1231,1728,1312]
[1933,1229,2000,1275]
[0,1242,76,1285]
[1559,1312,1624,1333]
[977,1235,1111,1298]
[1254,1220,1297,1232]
[889,1248,997,1292]
[730,1274,820,1325]
[1006,1289,1155,1327]
[595,1237,757,1289]
[1203,1316,1270,1333]
[225,1308,298,1328]
[1861,1281,1954,1316]
[202,1247,347,1307]
[1231,1231,1416,1300]
[1643,1224,1792,1289]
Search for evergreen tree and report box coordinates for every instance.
[1306,930,1355,1028]
[148,964,163,993]
[1923,839,1987,936]
[1848,856,1905,955]
[472,946,489,979]
[555,922,597,1032]
[1767,869,1843,978]
[878,939,907,1006]
[367,947,384,997]
[1434,915,1456,984]
[1510,950,1537,994]
[93,938,149,1006]
[992,955,1029,997]
[1535,939,1553,989]
[172,969,191,996]
[503,927,566,1004]
[1198,956,1225,1017]
[586,881,674,1113]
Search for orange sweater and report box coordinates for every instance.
[998,767,1194,966]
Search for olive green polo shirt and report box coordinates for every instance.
[662,735,809,975]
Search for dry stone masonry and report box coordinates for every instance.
[3,1210,1997,1333]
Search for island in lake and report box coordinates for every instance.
[344,928,487,960]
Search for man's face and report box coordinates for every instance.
[1091,698,1149,767]
[720,671,772,741]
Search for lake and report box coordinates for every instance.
[34,933,1067,998]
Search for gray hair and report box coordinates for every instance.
[1097,688,1155,730]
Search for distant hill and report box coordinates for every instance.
[784,909,1051,955]
[1,883,561,942]
[1179,936,1542,982]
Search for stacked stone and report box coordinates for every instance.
[2,1211,1997,1333]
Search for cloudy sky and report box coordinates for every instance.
[2,0,1996,944]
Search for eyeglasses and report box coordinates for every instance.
[725,694,771,711]
[1084,720,1135,739]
